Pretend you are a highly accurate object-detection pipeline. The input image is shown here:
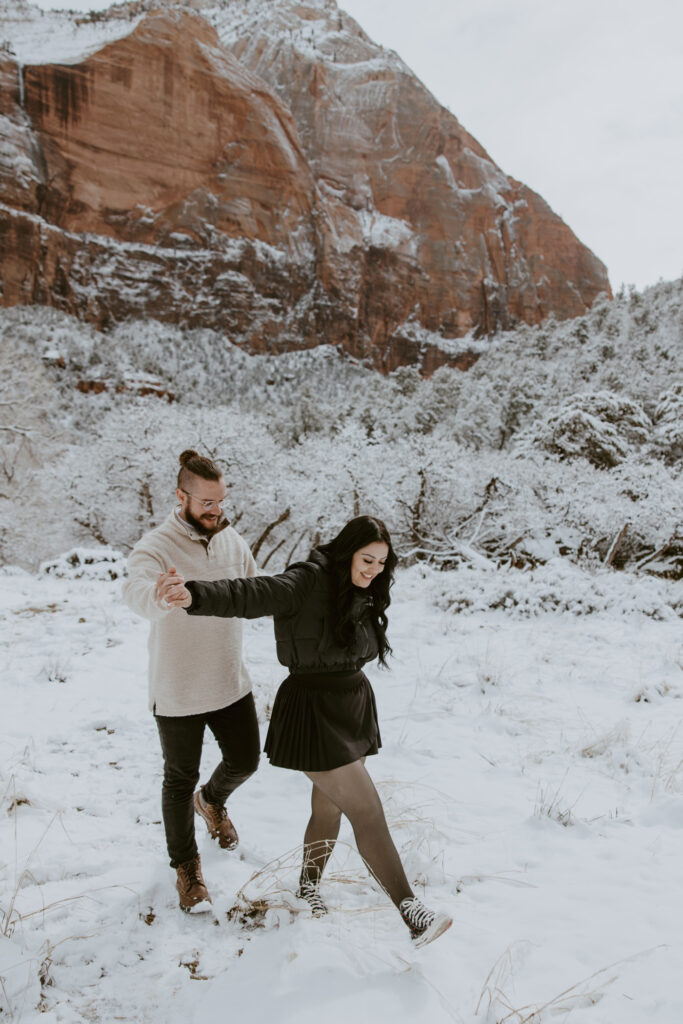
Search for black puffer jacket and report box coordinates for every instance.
[185,549,379,674]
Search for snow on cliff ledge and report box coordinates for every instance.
[0,0,145,64]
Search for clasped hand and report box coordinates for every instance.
[155,566,192,609]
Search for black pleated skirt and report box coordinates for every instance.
[263,669,381,772]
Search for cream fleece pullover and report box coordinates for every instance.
[122,509,257,716]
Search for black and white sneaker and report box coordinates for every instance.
[297,881,328,917]
[399,896,452,948]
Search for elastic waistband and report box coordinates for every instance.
[285,670,365,691]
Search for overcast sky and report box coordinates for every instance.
[29,0,683,292]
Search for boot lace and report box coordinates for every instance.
[182,858,202,886]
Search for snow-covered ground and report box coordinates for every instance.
[2,553,682,1023]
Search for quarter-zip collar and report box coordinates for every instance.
[172,506,229,549]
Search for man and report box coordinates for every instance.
[122,449,260,912]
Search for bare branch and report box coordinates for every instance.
[251,508,291,560]
[261,536,286,570]
[0,425,30,436]
[285,528,308,566]
[75,516,108,547]
[604,523,628,566]
[635,542,671,571]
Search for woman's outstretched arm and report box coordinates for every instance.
[159,562,317,620]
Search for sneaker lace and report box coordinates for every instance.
[401,897,433,931]
[299,882,326,915]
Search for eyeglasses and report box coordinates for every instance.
[180,489,228,510]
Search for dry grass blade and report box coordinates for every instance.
[523,946,665,1021]
[456,873,536,891]
[6,884,141,932]
[229,843,319,923]
[482,944,666,1023]
[230,839,393,923]
[2,867,39,938]
[475,941,530,1018]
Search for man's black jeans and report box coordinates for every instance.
[154,692,260,867]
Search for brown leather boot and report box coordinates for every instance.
[194,789,239,850]
[176,854,211,913]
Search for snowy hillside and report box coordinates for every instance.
[0,278,681,573]
[1,553,682,1022]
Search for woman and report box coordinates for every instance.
[161,515,452,947]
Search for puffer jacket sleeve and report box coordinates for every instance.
[185,562,316,619]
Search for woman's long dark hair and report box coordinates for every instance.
[317,515,397,666]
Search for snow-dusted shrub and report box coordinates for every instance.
[424,559,682,620]
[41,547,126,580]
[407,450,680,572]
[652,385,683,464]
[539,391,652,467]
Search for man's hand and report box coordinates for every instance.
[155,567,192,609]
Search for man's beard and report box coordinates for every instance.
[182,506,227,538]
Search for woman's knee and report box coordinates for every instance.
[310,800,342,832]
[340,779,387,830]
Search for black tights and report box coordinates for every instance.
[301,759,413,907]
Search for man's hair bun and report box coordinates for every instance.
[177,450,222,487]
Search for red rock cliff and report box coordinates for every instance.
[0,0,611,371]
